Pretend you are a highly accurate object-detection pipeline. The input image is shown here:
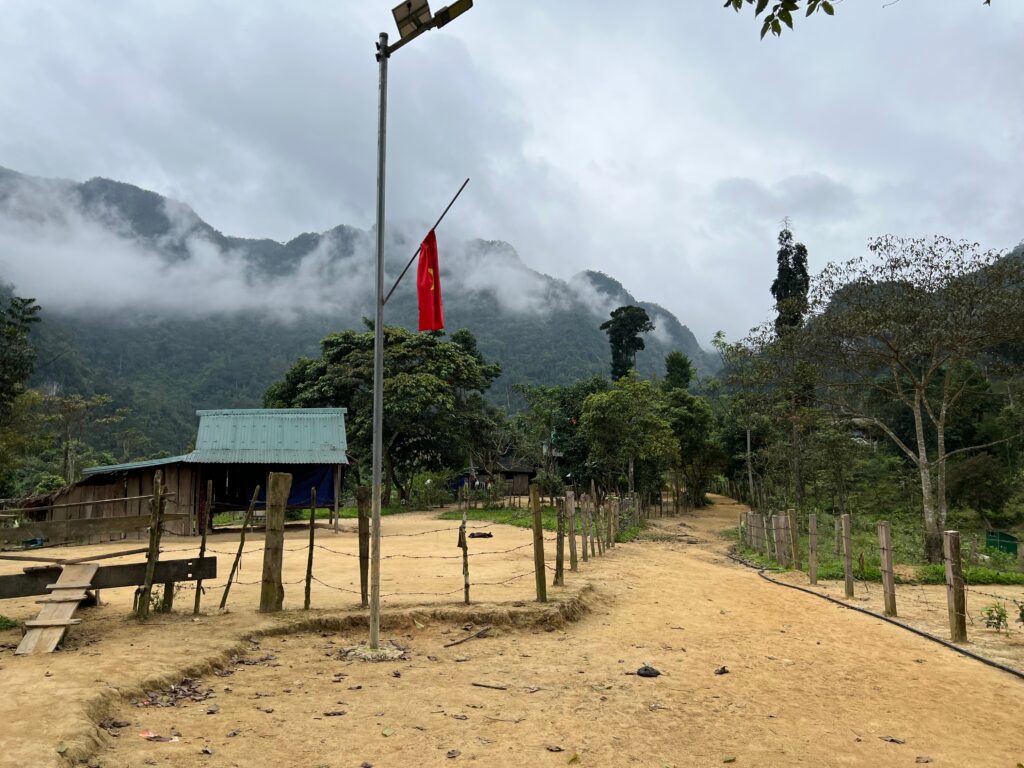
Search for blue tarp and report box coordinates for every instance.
[255,466,336,508]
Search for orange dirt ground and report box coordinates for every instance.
[1,497,1023,768]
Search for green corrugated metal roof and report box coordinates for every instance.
[82,408,348,476]
[81,455,189,476]
[188,408,347,464]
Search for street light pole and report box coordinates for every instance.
[369,30,389,650]
[367,0,474,652]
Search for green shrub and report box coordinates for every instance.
[980,602,1009,632]
[0,615,18,631]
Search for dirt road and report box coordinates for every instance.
[3,497,1023,767]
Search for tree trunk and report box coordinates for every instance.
[745,426,755,507]
[911,392,942,563]
[792,420,804,509]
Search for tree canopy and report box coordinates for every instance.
[265,325,501,502]
[600,305,655,380]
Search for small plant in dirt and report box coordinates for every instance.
[1015,600,1024,627]
[980,602,1009,633]
[0,615,18,631]
[149,584,182,614]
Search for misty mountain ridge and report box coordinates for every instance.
[0,166,717,454]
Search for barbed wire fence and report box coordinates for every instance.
[735,508,1024,667]
[152,484,621,613]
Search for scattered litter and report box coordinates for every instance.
[879,736,905,744]
[637,664,661,678]
[546,745,564,753]
[723,757,736,764]
[226,730,240,738]
[452,714,469,720]
[915,758,933,764]
[201,746,214,755]
[139,730,178,743]
[323,710,347,717]
[472,682,508,691]
[206,704,219,715]
[714,666,730,675]
[447,749,462,758]
[382,727,395,737]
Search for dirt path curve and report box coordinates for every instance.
[92,495,1023,768]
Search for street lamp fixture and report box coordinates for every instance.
[367,0,474,651]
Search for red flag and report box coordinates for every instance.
[416,229,444,331]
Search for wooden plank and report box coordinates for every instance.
[17,563,99,655]
[0,554,66,564]
[25,618,82,628]
[21,546,152,572]
[0,557,217,600]
[0,493,177,515]
[35,594,88,604]
[0,513,186,546]
[44,582,94,590]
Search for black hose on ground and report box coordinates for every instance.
[725,551,1024,684]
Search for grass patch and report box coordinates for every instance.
[213,504,408,527]
[736,541,1024,585]
[438,507,558,531]
[441,507,643,544]
[0,615,18,631]
[615,525,643,543]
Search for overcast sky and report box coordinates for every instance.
[2,1,1022,344]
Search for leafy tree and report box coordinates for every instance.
[663,351,695,392]
[600,306,655,380]
[807,236,1024,561]
[0,295,40,424]
[724,0,991,39]
[712,331,773,506]
[770,227,810,335]
[44,393,128,483]
[579,372,675,498]
[662,354,722,508]
[516,376,609,493]
[265,326,500,503]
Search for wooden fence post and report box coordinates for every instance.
[771,515,784,566]
[943,530,967,642]
[220,486,260,610]
[878,520,896,617]
[841,513,854,599]
[460,500,470,605]
[333,464,341,533]
[137,471,166,620]
[357,486,370,608]
[787,509,801,571]
[596,503,605,556]
[588,498,597,558]
[835,516,842,557]
[808,513,818,585]
[567,490,578,572]
[580,494,589,563]
[530,485,547,603]
[192,479,213,615]
[553,499,565,587]
[259,472,291,613]
[304,488,317,610]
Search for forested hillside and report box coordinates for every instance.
[0,167,717,456]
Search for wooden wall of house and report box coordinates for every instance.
[38,464,197,543]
